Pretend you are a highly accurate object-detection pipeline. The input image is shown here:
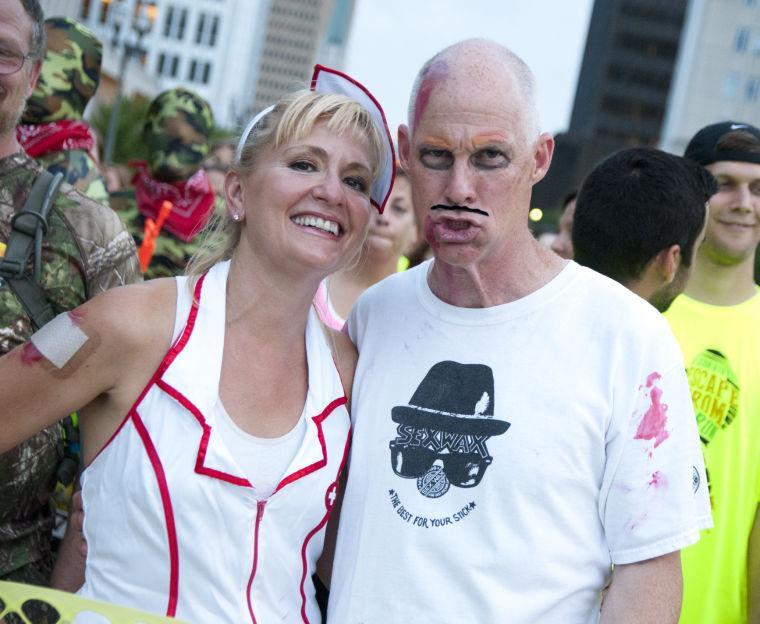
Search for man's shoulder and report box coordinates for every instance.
[572,263,663,322]
[53,182,125,239]
[50,183,141,287]
[356,262,420,308]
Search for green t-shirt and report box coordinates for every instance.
[665,292,760,624]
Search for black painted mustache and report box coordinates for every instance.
[430,204,489,217]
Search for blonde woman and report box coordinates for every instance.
[0,66,393,622]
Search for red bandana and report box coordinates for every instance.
[131,161,215,243]
[17,120,95,159]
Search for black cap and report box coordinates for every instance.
[685,121,760,166]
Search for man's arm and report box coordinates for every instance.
[749,504,760,623]
[600,552,682,624]
[50,490,86,592]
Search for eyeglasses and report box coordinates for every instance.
[389,441,492,488]
[0,48,34,76]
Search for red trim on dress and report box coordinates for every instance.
[274,396,347,494]
[157,378,252,487]
[298,417,353,623]
[132,410,180,617]
[247,500,267,624]
[86,275,207,467]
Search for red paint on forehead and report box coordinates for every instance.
[413,60,449,131]
[20,342,44,366]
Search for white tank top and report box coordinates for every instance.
[214,400,307,499]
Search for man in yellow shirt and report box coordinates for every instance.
[665,121,760,624]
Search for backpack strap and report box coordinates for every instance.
[0,170,64,331]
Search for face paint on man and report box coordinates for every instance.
[412,60,449,131]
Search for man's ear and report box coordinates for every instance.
[531,132,554,184]
[398,125,411,171]
[26,59,42,97]
[654,244,682,284]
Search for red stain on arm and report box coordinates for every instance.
[634,371,670,448]
[19,342,45,366]
[68,308,86,326]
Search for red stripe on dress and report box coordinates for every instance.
[156,378,252,487]
[247,500,267,624]
[299,418,352,623]
[274,396,347,494]
[86,274,207,467]
[132,410,180,617]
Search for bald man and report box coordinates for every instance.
[325,40,711,623]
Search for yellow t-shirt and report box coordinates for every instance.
[665,292,760,624]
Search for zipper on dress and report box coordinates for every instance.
[246,500,267,624]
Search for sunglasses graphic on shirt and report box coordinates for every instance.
[389,441,493,488]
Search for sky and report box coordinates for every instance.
[344,0,595,140]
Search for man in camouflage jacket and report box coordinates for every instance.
[111,88,222,279]
[0,0,140,587]
[16,16,110,206]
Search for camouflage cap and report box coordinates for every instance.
[23,17,103,123]
[144,88,214,182]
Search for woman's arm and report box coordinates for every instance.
[0,279,176,457]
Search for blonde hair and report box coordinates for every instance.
[186,90,387,278]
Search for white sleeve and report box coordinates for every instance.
[601,361,713,565]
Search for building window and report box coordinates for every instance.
[202,62,211,84]
[170,56,179,78]
[735,27,751,52]
[746,0,757,6]
[157,52,166,75]
[177,9,187,39]
[746,77,760,101]
[195,13,220,46]
[163,6,174,37]
[163,6,188,40]
[196,14,205,43]
[80,0,91,20]
[188,59,198,81]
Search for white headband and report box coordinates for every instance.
[235,64,395,213]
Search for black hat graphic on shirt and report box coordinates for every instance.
[392,361,510,437]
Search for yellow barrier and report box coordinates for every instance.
[0,581,185,623]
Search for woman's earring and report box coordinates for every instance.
[232,213,241,222]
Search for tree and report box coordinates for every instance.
[89,94,151,165]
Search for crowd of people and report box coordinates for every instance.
[0,1,757,623]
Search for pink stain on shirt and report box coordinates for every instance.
[19,342,44,366]
[413,60,449,130]
[648,471,668,489]
[634,371,670,448]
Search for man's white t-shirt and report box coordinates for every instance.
[329,260,711,624]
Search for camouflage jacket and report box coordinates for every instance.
[0,150,140,580]
[36,148,110,208]
[111,187,225,279]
